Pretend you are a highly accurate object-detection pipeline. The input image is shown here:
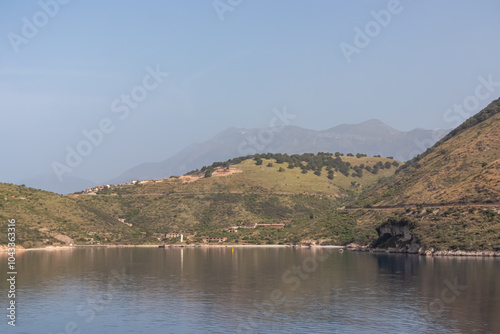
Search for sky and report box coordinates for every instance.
[1,0,500,185]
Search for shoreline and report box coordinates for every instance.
[2,244,498,256]
[26,244,346,251]
[5,244,346,252]
[349,246,500,257]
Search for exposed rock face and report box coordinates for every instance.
[54,234,74,245]
[368,219,500,256]
[371,219,420,253]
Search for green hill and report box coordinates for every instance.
[73,153,399,245]
[353,98,500,251]
[368,97,500,206]
[1,153,400,247]
[3,96,499,252]
[0,183,141,247]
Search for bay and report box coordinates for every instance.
[1,247,499,333]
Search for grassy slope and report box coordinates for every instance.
[102,156,397,196]
[6,96,499,251]
[359,114,500,206]
[0,154,398,247]
[0,183,140,247]
[353,98,500,250]
[73,155,399,245]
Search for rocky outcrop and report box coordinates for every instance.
[366,219,500,256]
[370,218,421,253]
[54,234,74,245]
[430,249,500,257]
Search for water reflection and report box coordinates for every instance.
[0,248,498,333]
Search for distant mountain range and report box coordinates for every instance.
[361,99,500,206]
[106,119,448,186]
[18,119,448,194]
[2,98,498,252]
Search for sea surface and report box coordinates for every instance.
[1,247,499,334]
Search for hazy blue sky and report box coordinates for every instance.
[1,0,500,185]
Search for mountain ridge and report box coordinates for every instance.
[352,97,500,251]
[363,97,500,206]
[1,98,498,252]
[105,119,448,187]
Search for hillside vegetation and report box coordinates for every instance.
[107,119,446,188]
[357,97,499,206]
[2,97,499,252]
[0,183,140,247]
[74,153,399,245]
[104,153,399,197]
[353,98,500,251]
[1,153,399,247]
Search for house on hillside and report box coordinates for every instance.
[83,186,105,194]
[161,233,184,242]
[165,233,182,239]
[202,237,227,243]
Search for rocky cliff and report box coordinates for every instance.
[371,218,421,253]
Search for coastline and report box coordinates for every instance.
[348,245,500,257]
[7,244,346,252]
[2,243,498,256]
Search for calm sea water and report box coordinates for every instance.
[1,247,499,334]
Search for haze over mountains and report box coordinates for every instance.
[1,97,498,252]
[106,119,448,187]
[20,174,97,197]
[361,97,500,206]
[18,119,447,194]
[354,97,500,252]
